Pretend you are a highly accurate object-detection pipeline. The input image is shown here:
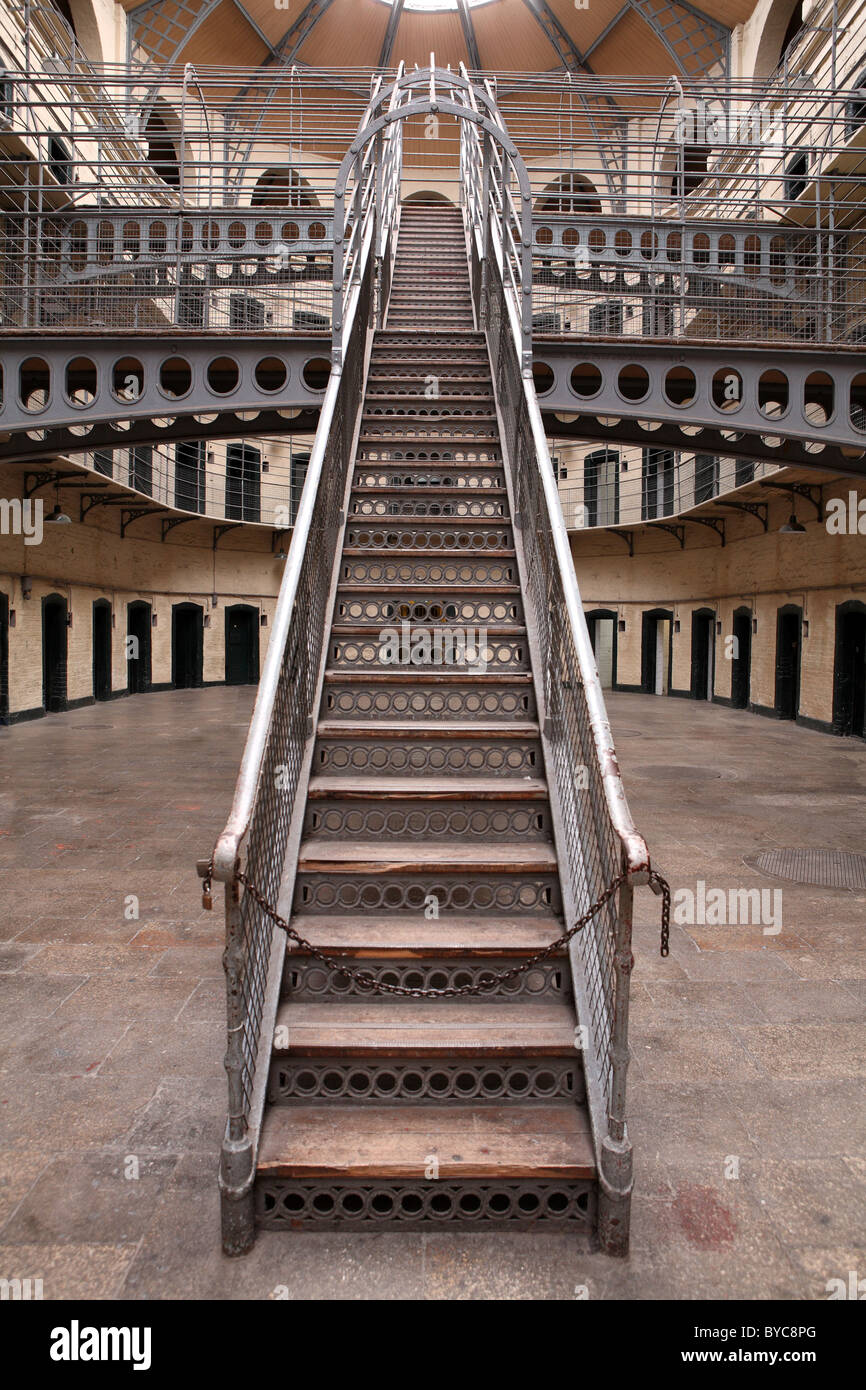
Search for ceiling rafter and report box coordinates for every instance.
[455,0,481,72]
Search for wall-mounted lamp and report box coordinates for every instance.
[66,612,73,628]
[21,576,32,600]
[262,458,270,473]
[260,613,268,627]
[716,620,723,636]
[752,617,758,634]
[617,619,626,632]
[674,619,681,634]
[211,594,218,608]
[206,450,215,467]
[780,490,806,533]
[9,609,16,628]
[204,613,211,628]
[803,619,810,638]
[151,612,158,627]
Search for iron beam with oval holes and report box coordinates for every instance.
[532,341,866,478]
[0,336,332,445]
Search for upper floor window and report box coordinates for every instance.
[670,143,710,199]
[0,68,13,125]
[48,137,72,185]
[146,112,179,189]
[535,173,601,216]
[785,150,809,201]
[847,65,866,139]
[251,168,317,208]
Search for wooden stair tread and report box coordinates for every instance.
[315,720,538,737]
[307,775,547,798]
[297,841,557,872]
[323,670,532,684]
[283,914,565,954]
[258,1104,594,1179]
[272,1000,577,1053]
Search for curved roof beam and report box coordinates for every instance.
[456,0,482,72]
[378,0,406,68]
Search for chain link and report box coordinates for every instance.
[201,859,670,997]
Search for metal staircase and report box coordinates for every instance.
[255,203,596,1232]
[207,66,654,1258]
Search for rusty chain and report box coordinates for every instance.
[201,859,670,998]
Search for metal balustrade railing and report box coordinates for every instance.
[70,436,311,527]
[554,448,785,532]
[461,80,650,1250]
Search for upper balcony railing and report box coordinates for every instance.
[1,64,865,345]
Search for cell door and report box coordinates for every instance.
[172,603,203,689]
[42,594,68,713]
[225,605,259,685]
[775,607,802,720]
[92,601,112,702]
[833,605,866,737]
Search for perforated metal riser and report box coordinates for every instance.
[256,1180,596,1229]
[303,799,550,841]
[328,635,529,670]
[281,956,570,1000]
[321,680,536,722]
[340,559,517,585]
[335,594,523,624]
[293,873,561,915]
[344,525,513,551]
[268,1057,583,1105]
[314,734,542,775]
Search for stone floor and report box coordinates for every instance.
[0,687,863,1300]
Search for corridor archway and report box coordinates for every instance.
[641,608,673,695]
[690,608,716,701]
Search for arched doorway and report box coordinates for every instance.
[225,605,259,686]
[690,608,716,701]
[641,609,673,695]
[775,605,802,720]
[127,601,152,694]
[42,593,68,713]
[171,602,203,689]
[731,607,752,710]
[92,599,112,702]
[0,591,8,723]
[833,600,866,737]
[586,608,617,689]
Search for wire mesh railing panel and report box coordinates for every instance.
[223,256,370,1125]
[483,263,624,1113]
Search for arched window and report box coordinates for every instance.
[251,168,317,208]
[535,173,601,215]
[146,111,179,188]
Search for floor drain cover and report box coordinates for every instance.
[752,849,866,889]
